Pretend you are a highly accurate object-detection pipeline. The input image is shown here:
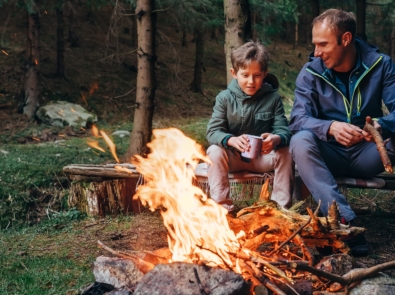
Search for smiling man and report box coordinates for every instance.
[289,9,395,256]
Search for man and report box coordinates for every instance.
[289,9,395,256]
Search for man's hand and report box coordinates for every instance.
[227,135,250,153]
[328,121,363,147]
[362,120,382,142]
[261,133,281,154]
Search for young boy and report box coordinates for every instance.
[206,41,294,212]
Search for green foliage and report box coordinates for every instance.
[157,0,223,32]
[251,0,299,43]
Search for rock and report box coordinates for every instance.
[93,256,144,289]
[80,281,115,295]
[36,101,97,127]
[348,271,395,295]
[133,262,249,295]
[112,130,130,138]
[315,254,355,276]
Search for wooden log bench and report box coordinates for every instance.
[63,164,143,217]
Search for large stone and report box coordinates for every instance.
[348,271,395,295]
[133,262,249,295]
[93,256,144,289]
[36,101,97,127]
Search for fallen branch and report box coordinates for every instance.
[98,240,154,273]
[364,116,393,173]
[290,260,395,286]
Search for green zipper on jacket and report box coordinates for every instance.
[306,55,382,123]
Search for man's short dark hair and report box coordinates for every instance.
[231,41,269,73]
[313,9,356,45]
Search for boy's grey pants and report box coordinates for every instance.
[206,145,294,208]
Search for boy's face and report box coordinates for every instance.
[230,61,267,96]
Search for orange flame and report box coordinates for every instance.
[100,130,119,163]
[87,140,105,152]
[89,82,99,96]
[114,165,133,174]
[92,125,99,137]
[133,128,242,269]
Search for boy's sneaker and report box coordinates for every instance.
[340,218,369,256]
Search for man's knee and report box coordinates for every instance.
[290,131,317,156]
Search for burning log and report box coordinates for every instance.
[364,116,393,173]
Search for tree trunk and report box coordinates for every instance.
[126,0,156,159]
[356,0,366,41]
[294,22,298,49]
[189,28,204,93]
[23,2,41,119]
[181,29,187,47]
[307,0,320,43]
[390,27,395,63]
[55,6,65,78]
[68,2,79,47]
[224,0,251,84]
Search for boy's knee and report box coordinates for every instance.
[207,144,227,160]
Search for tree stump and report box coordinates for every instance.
[63,164,143,217]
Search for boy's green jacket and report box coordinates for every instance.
[206,73,291,148]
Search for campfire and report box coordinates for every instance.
[92,127,395,295]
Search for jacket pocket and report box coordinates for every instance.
[255,112,274,132]
[255,112,274,121]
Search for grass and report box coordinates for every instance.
[0,211,140,295]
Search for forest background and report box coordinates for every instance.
[1,0,395,294]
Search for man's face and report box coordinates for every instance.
[312,22,348,71]
[230,61,267,96]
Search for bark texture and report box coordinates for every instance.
[24,1,41,119]
[68,177,142,217]
[56,6,65,78]
[356,0,367,41]
[189,28,204,93]
[126,0,156,159]
[224,0,251,84]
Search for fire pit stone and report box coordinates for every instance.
[133,262,250,295]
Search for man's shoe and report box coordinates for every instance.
[340,218,369,256]
[341,233,369,256]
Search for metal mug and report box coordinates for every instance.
[241,134,262,159]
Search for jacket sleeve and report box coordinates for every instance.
[271,94,292,147]
[289,65,334,141]
[206,92,233,146]
[377,56,395,138]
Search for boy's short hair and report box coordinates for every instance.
[230,41,269,73]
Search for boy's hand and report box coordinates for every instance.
[227,135,250,153]
[261,133,281,154]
